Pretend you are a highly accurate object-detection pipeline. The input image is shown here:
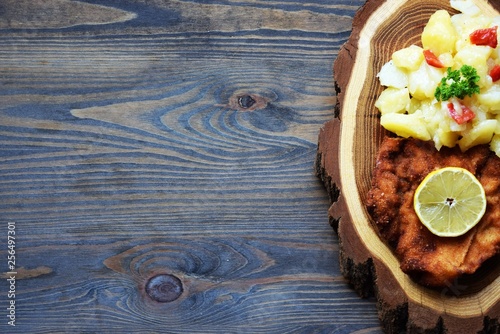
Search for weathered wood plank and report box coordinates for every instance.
[0,0,382,332]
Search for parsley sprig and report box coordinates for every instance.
[434,65,480,101]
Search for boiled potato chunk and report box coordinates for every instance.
[408,62,444,100]
[438,52,454,68]
[454,45,492,68]
[454,45,493,87]
[419,101,444,131]
[434,128,459,149]
[458,119,497,151]
[493,47,500,60]
[452,14,493,51]
[392,45,424,71]
[422,10,457,55]
[490,134,500,157]
[407,98,422,114]
[452,14,492,35]
[476,85,500,112]
[450,0,481,16]
[380,113,431,141]
[377,60,408,88]
[375,88,410,115]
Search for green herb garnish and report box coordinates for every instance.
[434,65,480,101]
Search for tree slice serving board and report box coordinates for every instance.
[315,0,500,333]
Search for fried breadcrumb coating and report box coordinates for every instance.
[366,137,500,287]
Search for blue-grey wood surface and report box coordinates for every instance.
[0,0,382,333]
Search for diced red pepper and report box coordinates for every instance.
[470,26,498,48]
[423,49,445,68]
[447,103,475,124]
[490,64,500,82]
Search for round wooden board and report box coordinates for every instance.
[315,0,500,333]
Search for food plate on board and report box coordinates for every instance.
[315,0,500,332]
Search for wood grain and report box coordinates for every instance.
[0,0,386,333]
[316,0,500,333]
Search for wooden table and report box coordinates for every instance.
[0,1,382,332]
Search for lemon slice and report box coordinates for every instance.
[413,167,486,237]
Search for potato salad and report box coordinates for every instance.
[375,0,500,157]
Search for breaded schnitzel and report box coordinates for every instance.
[366,137,500,287]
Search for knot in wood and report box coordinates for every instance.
[225,92,269,111]
[238,95,256,109]
[145,274,183,303]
